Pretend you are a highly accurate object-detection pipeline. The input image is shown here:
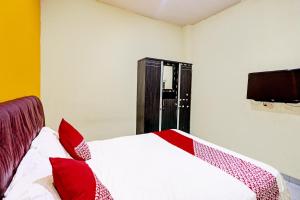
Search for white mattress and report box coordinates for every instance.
[4,127,290,200]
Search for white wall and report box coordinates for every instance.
[42,0,300,179]
[41,0,183,140]
[185,0,300,179]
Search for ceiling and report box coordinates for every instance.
[98,0,241,26]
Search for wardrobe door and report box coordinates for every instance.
[144,60,161,133]
[179,65,192,133]
[161,99,177,130]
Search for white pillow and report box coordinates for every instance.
[31,127,70,158]
[4,148,42,196]
[4,127,69,200]
[4,155,60,200]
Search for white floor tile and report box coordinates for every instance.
[286,181,300,200]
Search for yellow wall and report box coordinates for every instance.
[0,0,40,102]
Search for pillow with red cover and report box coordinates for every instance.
[49,157,113,200]
[58,119,91,160]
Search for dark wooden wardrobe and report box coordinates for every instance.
[136,57,192,134]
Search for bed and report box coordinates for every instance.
[0,96,290,200]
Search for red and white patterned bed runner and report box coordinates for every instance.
[154,130,279,200]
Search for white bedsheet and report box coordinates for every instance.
[4,127,290,200]
[87,130,290,200]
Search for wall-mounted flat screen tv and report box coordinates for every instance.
[247,68,300,103]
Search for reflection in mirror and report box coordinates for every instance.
[163,66,173,89]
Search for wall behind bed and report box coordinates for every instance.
[41,0,183,140]
[0,0,40,102]
[184,0,300,179]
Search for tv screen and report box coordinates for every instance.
[247,69,300,103]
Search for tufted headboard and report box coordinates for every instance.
[0,96,45,198]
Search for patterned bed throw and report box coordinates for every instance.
[154,130,279,200]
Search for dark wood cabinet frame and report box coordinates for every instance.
[136,57,192,134]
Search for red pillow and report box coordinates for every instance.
[49,157,113,200]
[58,119,91,160]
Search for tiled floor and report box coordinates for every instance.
[286,181,300,200]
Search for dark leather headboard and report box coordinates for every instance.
[0,96,45,198]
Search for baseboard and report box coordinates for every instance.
[282,173,300,186]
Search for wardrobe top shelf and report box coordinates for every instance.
[138,57,192,66]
